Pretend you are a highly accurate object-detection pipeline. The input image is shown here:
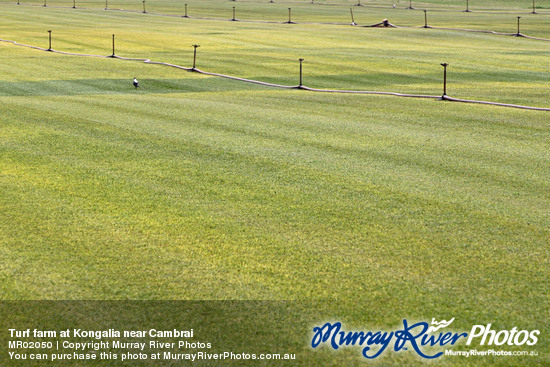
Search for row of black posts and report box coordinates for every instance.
[37,0,148,12]
[35,0,292,23]
[346,0,537,14]
[205,0,541,14]
[31,0,543,16]
[67,0,542,29]
[43,30,453,97]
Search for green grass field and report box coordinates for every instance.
[0,0,548,365]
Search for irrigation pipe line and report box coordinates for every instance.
[236,0,550,15]
[2,1,550,15]
[1,37,549,112]
[419,26,550,41]
[3,3,550,41]
[441,96,550,111]
[10,0,550,16]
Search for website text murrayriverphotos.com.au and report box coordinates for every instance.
[310,318,540,360]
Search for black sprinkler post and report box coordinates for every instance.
[532,0,537,14]
[183,3,188,17]
[47,30,52,51]
[299,58,304,87]
[192,44,200,69]
[105,0,108,10]
[440,63,449,97]
[142,0,146,13]
[73,0,76,8]
[285,8,292,23]
[111,34,115,57]
[350,8,356,25]
[232,6,237,21]
[465,0,470,12]
[516,16,521,36]
[355,0,361,7]
[408,0,414,9]
[423,10,428,28]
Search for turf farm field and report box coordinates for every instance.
[0,0,549,365]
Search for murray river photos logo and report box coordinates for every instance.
[311,318,540,359]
